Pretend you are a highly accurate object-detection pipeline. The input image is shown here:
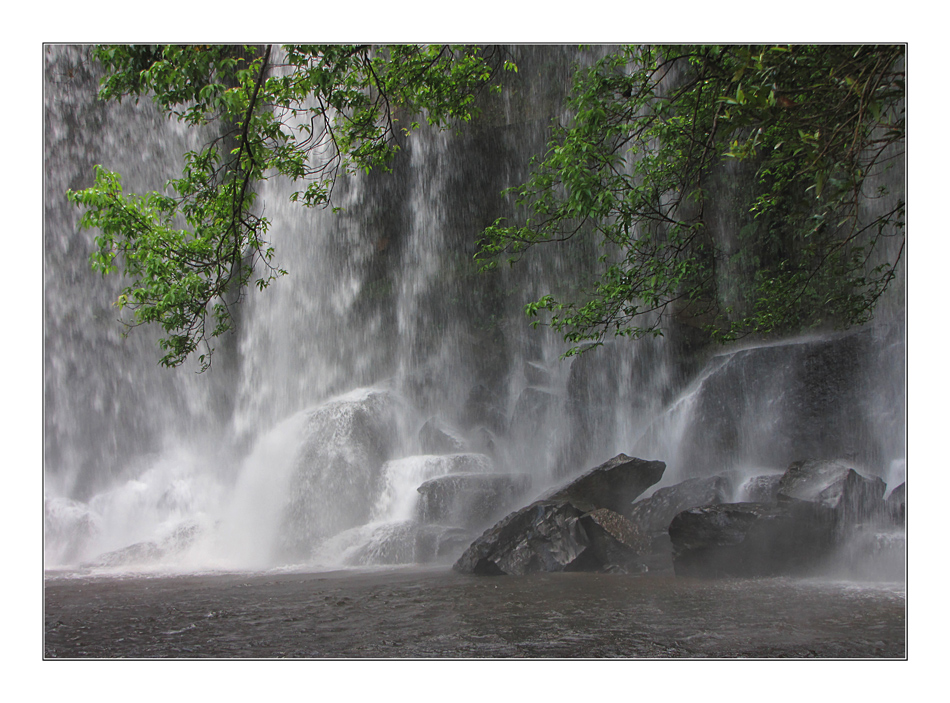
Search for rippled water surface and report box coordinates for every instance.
[44,567,905,658]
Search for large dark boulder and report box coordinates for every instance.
[777,459,887,529]
[629,476,732,535]
[453,500,644,576]
[416,472,532,529]
[544,454,666,514]
[453,454,663,576]
[627,475,732,571]
[668,502,833,578]
[453,500,591,575]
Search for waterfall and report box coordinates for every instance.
[43,45,905,573]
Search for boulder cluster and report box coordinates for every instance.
[453,455,905,578]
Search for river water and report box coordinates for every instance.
[44,567,904,659]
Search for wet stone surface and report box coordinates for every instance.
[44,567,905,658]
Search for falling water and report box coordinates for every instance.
[44,45,905,578]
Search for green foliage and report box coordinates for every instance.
[68,44,508,369]
[478,45,905,354]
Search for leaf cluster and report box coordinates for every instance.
[69,44,508,369]
[478,45,905,354]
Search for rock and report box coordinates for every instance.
[453,500,590,575]
[279,388,401,559]
[627,475,732,572]
[508,386,559,439]
[629,476,732,535]
[85,540,164,568]
[885,482,905,523]
[545,454,666,514]
[577,508,648,572]
[82,520,204,568]
[832,525,905,581]
[777,459,887,528]
[44,497,99,565]
[418,418,466,454]
[460,384,507,435]
[737,474,783,503]
[668,502,833,578]
[453,500,645,576]
[416,472,532,529]
[342,521,473,567]
[453,454,664,576]
[632,327,905,477]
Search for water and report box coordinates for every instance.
[44,568,905,658]
[44,46,904,589]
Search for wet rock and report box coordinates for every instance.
[634,327,905,476]
[85,540,165,568]
[777,459,887,527]
[885,482,905,523]
[454,500,590,575]
[279,389,401,558]
[508,386,559,439]
[545,454,666,514]
[832,525,905,581]
[83,520,204,568]
[460,383,507,435]
[418,418,466,454]
[630,476,732,535]
[577,508,647,572]
[668,502,833,578]
[343,521,473,566]
[454,454,663,576]
[453,501,645,576]
[416,472,532,529]
[627,475,732,572]
[44,497,99,564]
[737,474,783,503]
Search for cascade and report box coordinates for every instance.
[44,45,905,577]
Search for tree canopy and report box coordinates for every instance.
[67,44,513,369]
[66,44,905,368]
[478,44,905,353]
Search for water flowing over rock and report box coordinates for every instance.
[416,472,532,529]
[777,458,887,527]
[278,389,403,559]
